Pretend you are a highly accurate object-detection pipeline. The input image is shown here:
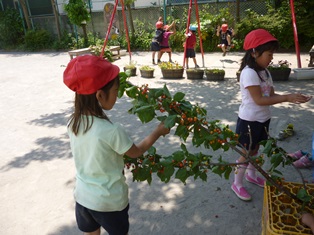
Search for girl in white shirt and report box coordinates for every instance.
[231,29,312,201]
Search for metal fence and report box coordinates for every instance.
[27,0,268,40]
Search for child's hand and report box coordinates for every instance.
[156,122,170,136]
[301,213,314,232]
[288,93,312,104]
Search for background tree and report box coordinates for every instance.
[125,0,135,36]
[64,0,90,47]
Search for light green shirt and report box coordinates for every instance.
[68,116,133,212]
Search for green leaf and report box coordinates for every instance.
[163,84,172,98]
[175,125,189,141]
[164,115,177,128]
[175,168,189,183]
[172,151,185,162]
[173,92,185,101]
[134,105,155,123]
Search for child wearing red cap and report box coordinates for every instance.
[216,23,233,56]
[184,26,199,69]
[159,21,176,63]
[231,29,312,201]
[63,55,170,235]
[151,20,164,64]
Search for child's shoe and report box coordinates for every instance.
[288,150,308,160]
[293,154,314,168]
[157,59,161,63]
[231,183,252,201]
[245,174,265,187]
[195,64,200,68]
[223,51,226,56]
[152,59,156,65]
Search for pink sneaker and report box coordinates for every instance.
[293,155,314,168]
[245,174,265,187]
[288,150,308,160]
[231,183,251,201]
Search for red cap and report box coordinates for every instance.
[156,21,163,29]
[243,29,277,50]
[221,24,228,32]
[63,55,120,95]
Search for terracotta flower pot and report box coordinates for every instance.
[124,67,137,76]
[204,69,225,81]
[140,69,154,78]
[269,68,291,81]
[186,69,204,80]
[161,68,184,79]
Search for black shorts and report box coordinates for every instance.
[185,48,195,58]
[75,202,129,235]
[151,41,160,51]
[235,117,270,150]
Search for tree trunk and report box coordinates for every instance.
[126,4,135,37]
[81,23,88,47]
[51,0,61,40]
[19,0,32,30]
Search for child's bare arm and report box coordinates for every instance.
[124,123,170,158]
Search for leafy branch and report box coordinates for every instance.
[118,72,313,207]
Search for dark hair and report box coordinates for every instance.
[69,76,120,135]
[239,40,279,81]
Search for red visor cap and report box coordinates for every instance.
[243,29,278,50]
[221,24,228,32]
[63,55,120,95]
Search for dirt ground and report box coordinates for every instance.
[0,51,313,235]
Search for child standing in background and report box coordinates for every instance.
[184,25,199,69]
[231,29,312,201]
[151,20,164,64]
[159,21,176,62]
[63,55,170,235]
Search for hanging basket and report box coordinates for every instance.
[269,68,291,81]
[124,67,137,76]
[140,69,154,78]
[161,68,184,79]
[205,69,225,81]
[186,69,204,80]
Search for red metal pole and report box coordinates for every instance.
[101,0,119,58]
[120,0,132,62]
[194,0,204,67]
[290,0,301,68]
[183,0,193,67]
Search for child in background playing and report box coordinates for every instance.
[159,21,176,62]
[216,23,233,56]
[184,25,199,69]
[63,55,170,235]
[231,29,312,201]
[151,21,164,64]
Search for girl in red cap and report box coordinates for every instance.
[231,29,312,201]
[63,55,170,235]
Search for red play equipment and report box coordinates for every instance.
[100,0,132,62]
[183,0,205,68]
[101,0,301,68]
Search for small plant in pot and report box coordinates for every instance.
[267,60,291,81]
[159,61,184,79]
[204,68,225,81]
[186,68,204,80]
[139,65,155,78]
[124,60,137,76]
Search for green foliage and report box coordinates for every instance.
[0,8,24,49]
[118,73,312,205]
[64,0,90,26]
[24,29,53,51]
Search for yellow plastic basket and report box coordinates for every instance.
[262,181,314,235]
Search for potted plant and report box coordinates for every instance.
[124,60,137,76]
[267,60,291,81]
[186,68,204,80]
[139,65,155,78]
[204,68,225,81]
[159,61,184,79]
